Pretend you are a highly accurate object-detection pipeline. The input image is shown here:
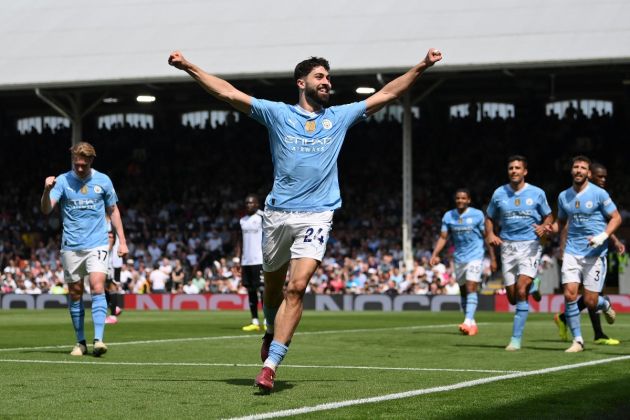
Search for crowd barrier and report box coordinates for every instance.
[1,293,629,313]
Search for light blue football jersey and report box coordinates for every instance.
[486,183,551,241]
[558,183,617,257]
[441,207,485,263]
[49,169,118,251]
[250,99,367,211]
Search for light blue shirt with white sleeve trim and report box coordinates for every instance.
[49,169,118,251]
[250,99,367,212]
[558,183,617,257]
[486,183,551,242]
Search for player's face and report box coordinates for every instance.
[454,192,471,210]
[507,160,527,185]
[72,155,93,179]
[590,167,607,188]
[571,160,590,185]
[245,197,259,215]
[303,66,331,106]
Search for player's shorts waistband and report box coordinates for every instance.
[264,207,335,215]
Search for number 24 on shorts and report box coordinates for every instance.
[304,227,325,245]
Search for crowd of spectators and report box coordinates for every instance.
[1,103,628,297]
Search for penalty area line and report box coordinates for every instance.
[226,355,630,420]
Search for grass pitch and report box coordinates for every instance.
[1,310,629,419]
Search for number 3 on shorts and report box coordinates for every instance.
[304,227,325,245]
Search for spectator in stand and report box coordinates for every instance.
[149,264,169,293]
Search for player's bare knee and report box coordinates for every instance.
[284,285,306,302]
[563,289,578,302]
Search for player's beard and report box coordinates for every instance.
[305,84,330,107]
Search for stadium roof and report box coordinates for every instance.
[2,0,630,91]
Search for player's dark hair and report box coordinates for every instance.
[507,155,527,168]
[294,57,330,82]
[590,162,606,172]
[572,155,591,168]
[454,188,471,199]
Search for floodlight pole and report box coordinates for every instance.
[401,92,414,272]
[401,79,444,273]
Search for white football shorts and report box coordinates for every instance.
[60,246,109,283]
[561,253,608,293]
[262,209,333,272]
[500,240,542,287]
[454,260,483,284]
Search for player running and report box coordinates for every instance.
[546,156,621,352]
[485,155,552,351]
[554,162,624,345]
[431,188,495,336]
[169,47,443,391]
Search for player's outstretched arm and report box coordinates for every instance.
[365,48,442,117]
[168,51,252,114]
[41,176,57,215]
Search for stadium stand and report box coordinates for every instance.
[1,106,628,296]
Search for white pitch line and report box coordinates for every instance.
[0,323,477,353]
[0,359,518,374]
[227,355,630,420]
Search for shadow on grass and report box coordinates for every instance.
[18,349,72,355]
[445,376,630,420]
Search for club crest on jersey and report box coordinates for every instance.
[458,217,463,224]
[575,200,580,209]
[586,201,593,209]
[322,119,333,130]
[466,218,473,224]
[305,121,316,132]
[80,185,88,194]
[526,198,533,206]
[514,198,521,206]
[94,185,102,194]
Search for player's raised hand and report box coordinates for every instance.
[44,176,56,191]
[168,51,188,70]
[424,48,443,66]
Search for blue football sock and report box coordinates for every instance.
[465,292,478,322]
[596,296,609,312]
[91,294,107,341]
[263,304,279,333]
[565,299,582,340]
[511,300,529,339]
[68,298,85,343]
[265,340,289,369]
